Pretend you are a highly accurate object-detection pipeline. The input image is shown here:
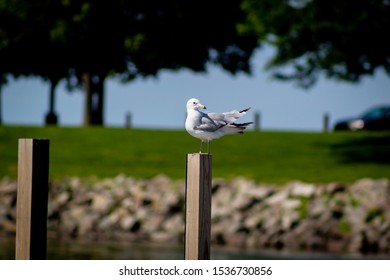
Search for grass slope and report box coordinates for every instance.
[1,126,389,183]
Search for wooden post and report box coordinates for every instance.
[254,111,261,131]
[16,139,49,260]
[184,153,212,260]
[323,112,330,133]
[125,112,132,129]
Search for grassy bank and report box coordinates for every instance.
[0,126,389,183]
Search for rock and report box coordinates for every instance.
[151,231,177,243]
[282,211,300,230]
[69,177,82,189]
[55,192,70,205]
[0,180,17,193]
[148,174,172,190]
[289,182,315,198]
[99,208,128,230]
[78,213,99,236]
[282,199,301,210]
[163,214,183,234]
[114,174,127,185]
[246,186,273,200]
[350,178,389,208]
[224,232,247,247]
[91,193,114,213]
[244,212,262,229]
[121,197,135,209]
[230,177,256,191]
[120,216,136,231]
[266,191,288,205]
[1,219,16,233]
[230,193,252,210]
[344,206,366,229]
[326,182,346,194]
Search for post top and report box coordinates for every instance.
[187,153,212,156]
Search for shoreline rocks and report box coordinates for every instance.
[1,175,390,255]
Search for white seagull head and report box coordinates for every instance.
[186,98,206,111]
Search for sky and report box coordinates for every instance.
[2,47,390,131]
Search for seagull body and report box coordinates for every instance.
[185,98,253,153]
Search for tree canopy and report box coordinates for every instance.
[240,0,390,88]
[1,0,389,125]
[0,0,259,125]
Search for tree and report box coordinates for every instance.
[240,0,390,88]
[0,75,3,125]
[0,0,71,125]
[1,0,259,126]
[0,0,25,125]
[65,0,259,125]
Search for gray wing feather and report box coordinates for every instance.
[208,110,243,124]
[194,109,249,132]
[193,112,226,132]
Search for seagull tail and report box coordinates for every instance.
[220,122,254,135]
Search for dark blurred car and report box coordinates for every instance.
[334,106,390,131]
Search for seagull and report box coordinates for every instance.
[185,98,253,154]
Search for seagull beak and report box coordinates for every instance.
[198,103,206,109]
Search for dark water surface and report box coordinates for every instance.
[1,238,388,260]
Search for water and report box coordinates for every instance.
[1,238,388,260]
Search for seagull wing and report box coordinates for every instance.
[208,108,250,124]
[193,112,225,132]
[193,108,252,132]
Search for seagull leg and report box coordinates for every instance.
[207,140,210,154]
[199,140,203,153]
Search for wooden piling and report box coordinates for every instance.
[323,113,330,133]
[184,153,212,260]
[125,112,132,129]
[254,111,261,131]
[16,139,49,260]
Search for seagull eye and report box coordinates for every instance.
[193,102,197,105]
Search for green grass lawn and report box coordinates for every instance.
[1,126,389,183]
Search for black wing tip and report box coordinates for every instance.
[239,107,251,113]
[233,122,254,127]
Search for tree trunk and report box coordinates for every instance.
[82,73,93,126]
[0,73,5,125]
[45,80,59,125]
[0,79,2,126]
[83,73,104,126]
[93,75,104,126]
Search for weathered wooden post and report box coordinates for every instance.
[16,139,49,260]
[184,153,212,260]
[254,111,261,131]
[323,112,330,133]
[125,112,132,129]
